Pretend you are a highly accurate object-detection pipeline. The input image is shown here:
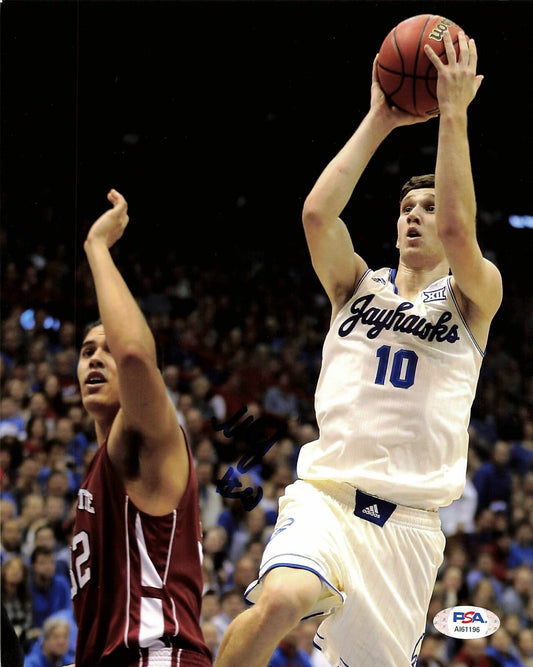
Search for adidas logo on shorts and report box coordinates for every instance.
[354,490,397,527]
[362,504,381,519]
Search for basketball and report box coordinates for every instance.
[377,14,468,116]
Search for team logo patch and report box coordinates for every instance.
[422,286,446,302]
[433,606,500,639]
[353,490,397,527]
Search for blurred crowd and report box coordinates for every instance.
[1,232,532,667]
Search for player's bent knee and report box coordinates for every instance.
[258,566,323,623]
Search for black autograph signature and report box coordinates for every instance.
[211,406,284,511]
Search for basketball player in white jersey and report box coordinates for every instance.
[215,30,502,667]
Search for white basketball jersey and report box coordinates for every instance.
[297,268,484,510]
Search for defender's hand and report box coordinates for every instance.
[86,189,129,249]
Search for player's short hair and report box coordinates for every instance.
[399,174,435,203]
[82,318,103,341]
[80,317,163,369]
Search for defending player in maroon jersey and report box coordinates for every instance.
[70,190,211,667]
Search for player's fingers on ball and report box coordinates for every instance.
[371,54,379,79]
[443,30,456,64]
[425,45,443,72]
[423,43,439,66]
[458,31,470,63]
[468,38,478,68]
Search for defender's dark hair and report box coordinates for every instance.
[82,319,103,340]
[80,318,164,370]
[399,174,435,204]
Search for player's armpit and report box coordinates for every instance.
[450,252,502,321]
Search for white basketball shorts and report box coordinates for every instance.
[245,479,445,667]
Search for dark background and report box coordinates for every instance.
[2,0,532,279]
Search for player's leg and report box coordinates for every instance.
[310,497,445,666]
[214,565,323,667]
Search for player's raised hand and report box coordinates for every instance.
[370,55,438,127]
[86,189,129,249]
[424,30,483,112]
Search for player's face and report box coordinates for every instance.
[78,325,120,416]
[396,188,444,264]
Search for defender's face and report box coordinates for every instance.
[77,325,120,416]
[396,188,443,262]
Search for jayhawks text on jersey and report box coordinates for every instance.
[297,267,484,510]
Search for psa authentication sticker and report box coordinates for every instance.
[433,606,500,639]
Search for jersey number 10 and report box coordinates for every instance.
[375,345,418,389]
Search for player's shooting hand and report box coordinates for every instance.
[370,55,437,127]
[86,189,129,249]
[424,30,483,112]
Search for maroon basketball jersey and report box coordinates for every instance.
[71,435,212,667]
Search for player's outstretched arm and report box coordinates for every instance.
[302,57,435,318]
[84,190,180,449]
[425,32,502,332]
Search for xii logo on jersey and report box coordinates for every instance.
[77,488,96,514]
[422,286,447,303]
